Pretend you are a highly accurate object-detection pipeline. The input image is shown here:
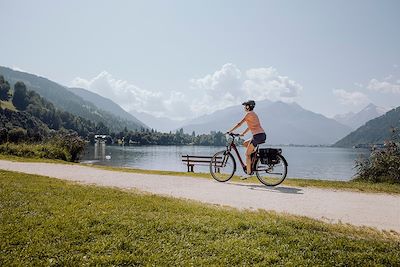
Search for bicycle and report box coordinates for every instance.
[209,133,288,186]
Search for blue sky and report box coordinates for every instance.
[1,0,399,119]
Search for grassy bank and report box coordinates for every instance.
[0,170,399,266]
[1,153,399,194]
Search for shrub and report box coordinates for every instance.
[7,128,27,143]
[47,132,86,161]
[354,137,400,184]
[0,142,69,161]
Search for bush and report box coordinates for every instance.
[7,128,27,143]
[354,140,400,184]
[47,132,86,161]
[0,142,69,161]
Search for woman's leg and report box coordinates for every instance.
[243,139,251,148]
[245,143,255,174]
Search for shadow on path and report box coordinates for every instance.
[228,182,304,194]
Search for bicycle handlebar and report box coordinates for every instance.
[226,132,240,137]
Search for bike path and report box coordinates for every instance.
[0,160,399,232]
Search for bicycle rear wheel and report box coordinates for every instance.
[255,154,287,186]
[210,150,236,182]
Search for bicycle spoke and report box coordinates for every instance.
[255,154,287,186]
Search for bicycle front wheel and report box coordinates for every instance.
[210,150,236,182]
[255,154,288,186]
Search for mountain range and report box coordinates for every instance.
[333,103,387,130]
[178,100,353,145]
[334,106,400,147]
[129,111,187,133]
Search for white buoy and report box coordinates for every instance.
[105,155,111,160]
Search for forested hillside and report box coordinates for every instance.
[334,106,400,147]
[0,66,146,132]
[0,77,104,143]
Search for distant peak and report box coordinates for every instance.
[364,103,377,109]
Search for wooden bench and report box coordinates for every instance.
[181,155,223,172]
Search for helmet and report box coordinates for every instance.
[242,100,255,108]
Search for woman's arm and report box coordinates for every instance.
[240,127,250,136]
[227,116,246,133]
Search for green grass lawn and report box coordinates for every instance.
[0,170,399,266]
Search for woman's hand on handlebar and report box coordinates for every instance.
[226,132,240,137]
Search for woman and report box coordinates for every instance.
[227,100,266,177]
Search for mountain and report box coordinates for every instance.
[179,100,352,145]
[334,106,400,147]
[333,103,387,129]
[67,90,188,132]
[129,110,187,132]
[68,87,147,128]
[0,66,146,132]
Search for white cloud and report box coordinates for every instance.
[71,64,302,120]
[189,63,302,115]
[333,89,370,106]
[367,78,400,94]
[71,71,183,118]
[243,67,302,101]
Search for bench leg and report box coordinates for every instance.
[190,165,194,172]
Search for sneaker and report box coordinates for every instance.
[240,174,252,180]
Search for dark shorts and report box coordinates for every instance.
[251,132,266,146]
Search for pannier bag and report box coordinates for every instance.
[259,148,281,164]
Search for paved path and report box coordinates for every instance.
[0,160,399,232]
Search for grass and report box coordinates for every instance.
[0,153,73,164]
[1,153,399,194]
[0,100,16,111]
[0,170,399,266]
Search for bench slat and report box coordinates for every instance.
[181,155,220,159]
[182,159,223,163]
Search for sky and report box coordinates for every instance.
[1,0,399,120]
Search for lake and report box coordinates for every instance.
[80,144,370,181]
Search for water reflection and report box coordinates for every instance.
[94,142,106,160]
[80,145,370,181]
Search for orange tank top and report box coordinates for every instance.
[244,111,264,135]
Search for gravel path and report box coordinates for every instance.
[1,160,399,232]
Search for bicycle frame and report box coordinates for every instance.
[226,135,258,171]
[227,138,246,168]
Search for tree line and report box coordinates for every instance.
[106,128,227,146]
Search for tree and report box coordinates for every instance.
[0,75,11,101]
[12,81,29,110]
[95,121,109,135]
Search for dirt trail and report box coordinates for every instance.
[0,160,399,232]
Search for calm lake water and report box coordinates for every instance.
[80,144,370,181]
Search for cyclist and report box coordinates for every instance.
[227,100,266,177]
